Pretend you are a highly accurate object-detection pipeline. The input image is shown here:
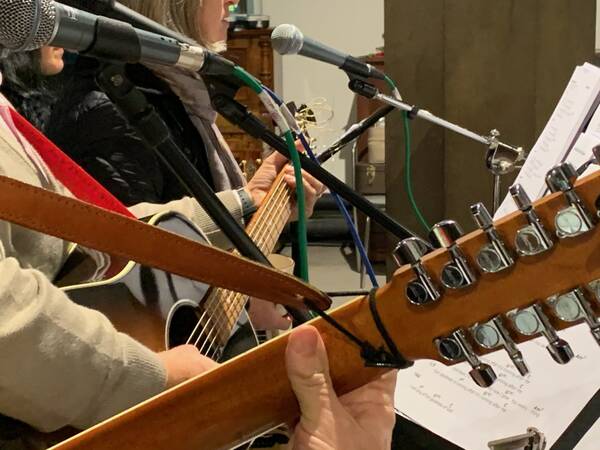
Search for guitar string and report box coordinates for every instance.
[194,178,291,356]
[184,175,292,355]
[193,178,291,357]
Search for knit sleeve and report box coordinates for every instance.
[0,256,167,432]
[129,190,244,249]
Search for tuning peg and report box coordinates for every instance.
[471,316,529,376]
[508,303,574,364]
[393,237,441,305]
[545,162,596,238]
[509,184,554,256]
[547,288,600,346]
[435,329,497,387]
[470,203,514,273]
[429,220,477,289]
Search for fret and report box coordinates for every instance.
[205,174,294,341]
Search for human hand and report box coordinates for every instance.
[157,345,219,388]
[284,326,396,450]
[245,151,324,221]
[247,297,292,331]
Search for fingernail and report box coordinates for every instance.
[288,327,318,357]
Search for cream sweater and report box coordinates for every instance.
[0,94,243,435]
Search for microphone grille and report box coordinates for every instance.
[271,24,303,56]
[0,0,57,51]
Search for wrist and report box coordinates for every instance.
[237,187,258,218]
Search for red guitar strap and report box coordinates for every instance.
[8,107,134,218]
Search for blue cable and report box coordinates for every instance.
[262,86,379,287]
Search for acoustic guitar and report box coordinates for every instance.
[47,162,600,450]
[56,169,295,361]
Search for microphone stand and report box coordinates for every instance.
[317,104,395,164]
[94,63,313,324]
[347,77,527,213]
[204,74,419,241]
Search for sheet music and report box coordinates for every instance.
[495,63,600,218]
[395,327,600,450]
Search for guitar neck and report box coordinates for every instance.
[207,171,293,343]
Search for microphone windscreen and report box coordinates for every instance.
[271,24,304,55]
[0,0,56,51]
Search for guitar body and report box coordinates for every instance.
[58,211,259,359]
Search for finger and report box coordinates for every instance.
[268,151,289,170]
[285,325,340,430]
[300,169,324,195]
[339,371,397,441]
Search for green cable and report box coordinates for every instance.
[403,112,430,232]
[383,76,430,232]
[284,131,310,282]
[232,65,310,280]
[232,66,263,94]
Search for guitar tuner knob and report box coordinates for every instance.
[547,338,575,365]
[429,221,476,290]
[393,237,431,266]
[545,162,578,192]
[470,203,514,274]
[545,163,595,238]
[509,184,554,256]
[508,303,574,365]
[393,237,441,306]
[471,316,529,376]
[547,289,600,346]
[435,329,497,388]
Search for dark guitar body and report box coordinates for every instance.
[58,212,259,359]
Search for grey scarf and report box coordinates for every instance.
[151,66,246,191]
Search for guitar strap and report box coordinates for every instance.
[0,108,330,310]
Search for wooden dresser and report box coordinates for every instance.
[219,28,274,179]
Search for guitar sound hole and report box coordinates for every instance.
[168,305,223,360]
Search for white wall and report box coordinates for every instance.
[262,0,385,183]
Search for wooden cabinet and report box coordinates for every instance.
[219,28,274,179]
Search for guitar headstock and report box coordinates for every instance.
[382,163,600,388]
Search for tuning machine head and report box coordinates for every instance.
[547,289,600,346]
[471,316,529,376]
[435,329,497,387]
[545,162,596,238]
[510,184,554,256]
[393,237,441,305]
[470,203,514,273]
[429,221,477,289]
[508,303,574,364]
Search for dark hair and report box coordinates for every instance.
[0,50,57,132]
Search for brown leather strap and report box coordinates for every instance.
[0,176,330,310]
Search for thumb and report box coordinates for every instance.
[285,325,339,429]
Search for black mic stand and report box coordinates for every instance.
[203,74,420,241]
[94,63,312,324]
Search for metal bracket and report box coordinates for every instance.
[488,428,546,450]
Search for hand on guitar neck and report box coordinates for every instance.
[284,326,396,450]
[245,151,325,220]
[158,326,395,449]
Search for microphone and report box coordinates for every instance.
[0,0,234,75]
[271,24,386,80]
